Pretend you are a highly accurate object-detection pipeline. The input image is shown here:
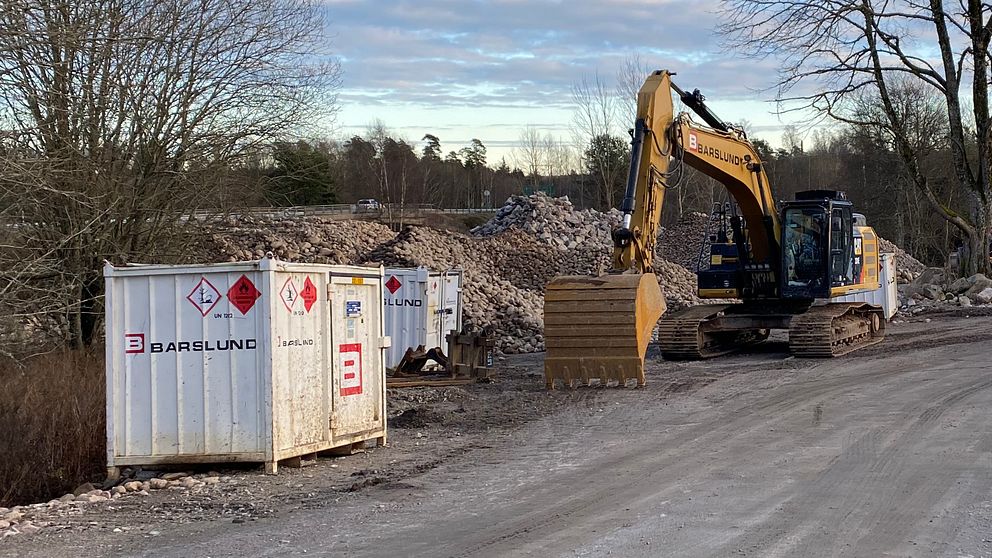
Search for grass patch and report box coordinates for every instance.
[0,351,105,507]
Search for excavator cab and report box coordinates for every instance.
[780,190,856,300]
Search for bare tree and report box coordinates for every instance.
[570,71,626,209]
[721,0,992,274]
[0,0,340,350]
[514,125,545,188]
[616,54,654,125]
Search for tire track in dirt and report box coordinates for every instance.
[432,354,932,556]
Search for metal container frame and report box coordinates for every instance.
[104,257,389,476]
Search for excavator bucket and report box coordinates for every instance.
[543,273,666,389]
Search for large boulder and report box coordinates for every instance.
[969,287,992,305]
[948,276,973,294]
[913,267,946,288]
[964,275,992,300]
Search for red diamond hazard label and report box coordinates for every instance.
[301,276,318,313]
[187,277,221,317]
[281,278,299,312]
[385,275,402,294]
[228,275,260,315]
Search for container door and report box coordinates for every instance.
[882,253,898,319]
[425,272,441,350]
[270,271,328,453]
[330,274,384,439]
[441,271,461,338]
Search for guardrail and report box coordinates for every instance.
[185,203,496,221]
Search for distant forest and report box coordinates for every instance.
[252,121,958,268]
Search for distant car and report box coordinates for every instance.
[356,198,381,212]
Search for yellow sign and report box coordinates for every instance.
[351,277,364,285]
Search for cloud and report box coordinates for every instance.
[323,0,816,155]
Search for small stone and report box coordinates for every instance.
[0,521,9,530]
[137,490,150,496]
[149,478,169,490]
[124,481,142,492]
[149,530,161,536]
[3,511,22,522]
[161,472,188,481]
[73,483,96,496]
[18,523,39,535]
[59,494,75,503]
[113,528,123,533]
[141,481,151,491]
[202,476,221,485]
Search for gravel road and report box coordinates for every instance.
[6,315,992,557]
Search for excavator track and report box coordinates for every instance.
[788,302,885,357]
[658,304,770,360]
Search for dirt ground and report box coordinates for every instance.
[4,313,992,557]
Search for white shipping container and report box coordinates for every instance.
[104,257,389,475]
[382,267,463,370]
[832,252,898,319]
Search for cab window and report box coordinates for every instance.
[783,208,826,290]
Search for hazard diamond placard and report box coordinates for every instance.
[187,277,221,317]
[280,277,299,312]
[301,276,318,313]
[385,275,402,294]
[228,275,261,315]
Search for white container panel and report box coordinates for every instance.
[425,275,442,350]
[105,259,387,474]
[832,252,898,319]
[329,269,386,440]
[270,269,329,454]
[441,271,463,335]
[108,266,269,461]
[382,267,464,370]
[383,268,429,369]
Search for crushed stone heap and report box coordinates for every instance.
[197,195,931,352]
[201,216,396,265]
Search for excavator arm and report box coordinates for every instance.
[612,70,780,275]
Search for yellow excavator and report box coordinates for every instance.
[544,70,885,388]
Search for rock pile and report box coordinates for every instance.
[878,238,926,283]
[659,212,710,271]
[899,268,992,315]
[473,193,704,308]
[200,217,395,265]
[364,226,551,353]
[194,193,932,351]
[0,473,233,539]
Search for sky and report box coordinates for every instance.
[323,0,801,166]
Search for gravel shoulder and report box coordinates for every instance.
[5,315,992,557]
